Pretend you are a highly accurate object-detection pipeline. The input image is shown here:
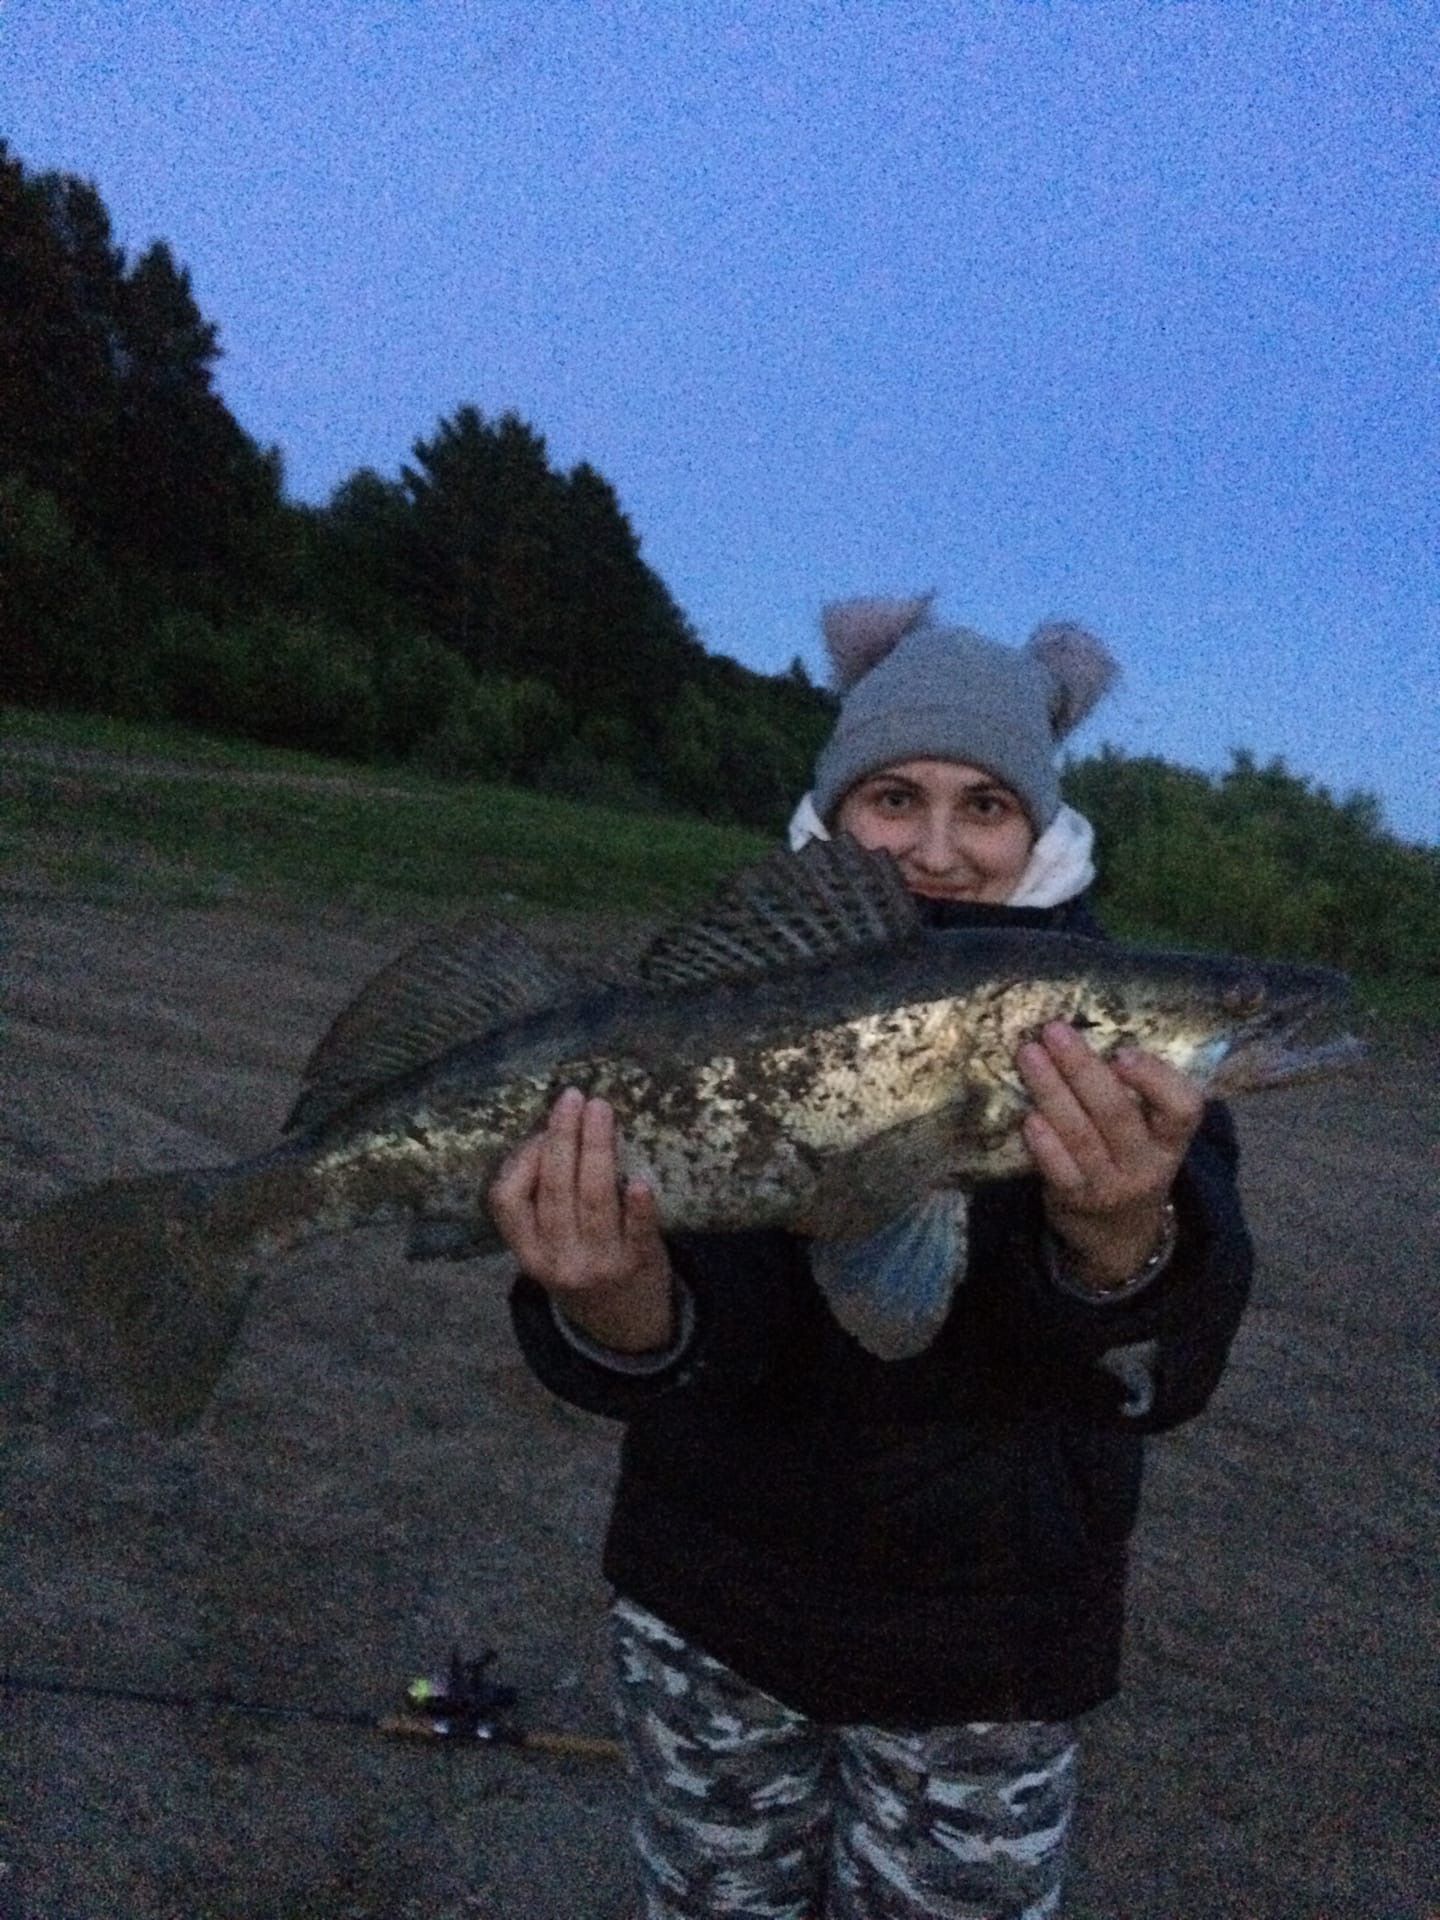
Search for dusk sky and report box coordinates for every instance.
[4,1,1435,842]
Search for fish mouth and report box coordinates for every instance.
[1209,1027,1368,1093]
[1202,967,1367,1093]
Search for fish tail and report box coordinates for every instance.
[19,1155,309,1433]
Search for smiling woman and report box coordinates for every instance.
[499,593,1258,1920]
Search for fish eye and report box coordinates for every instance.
[1221,979,1266,1016]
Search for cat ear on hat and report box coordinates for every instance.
[821,594,935,691]
[1027,621,1120,741]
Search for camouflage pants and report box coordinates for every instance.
[611,1597,1078,1920]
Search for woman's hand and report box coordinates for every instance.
[1018,1022,1205,1292]
[489,1087,676,1352]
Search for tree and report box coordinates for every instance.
[110,240,283,597]
[550,460,705,731]
[1064,743,1440,975]
[0,146,123,529]
[401,406,563,677]
[0,473,131,709]
[0,143,283,615]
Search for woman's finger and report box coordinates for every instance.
[1021,1109,1088,1195]
[536,1086,586,1245]
[1021,1026,1202,1222]
[1018,1033,1136,1182]
[620,1177,667,1270]
[575,1097,624,1246]
[1038,1024,1155,1163]
[1113,1050,1206,1150]
[488,1131,548,1272]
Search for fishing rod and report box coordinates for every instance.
[2,1646,622,1761]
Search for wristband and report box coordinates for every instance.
[1049,1201,1178,1303]
[550,1275,695,1372]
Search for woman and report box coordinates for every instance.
[492,597,1253,1920]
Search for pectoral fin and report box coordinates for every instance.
[808,1190,968,1361]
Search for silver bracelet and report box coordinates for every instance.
[550,1275,695,1373]
[1049,1201,1178,1303]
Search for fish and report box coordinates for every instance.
[18,836,1361,1431]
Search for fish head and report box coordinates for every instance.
[925,930,1364,1108]
[1040,946,1365,1095]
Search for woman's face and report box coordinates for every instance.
[834,758,1036,904]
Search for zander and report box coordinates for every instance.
[20,838,1360,1430]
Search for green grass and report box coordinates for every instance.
[0,702,357,776]
[4,706,1435,1028]
[1349,972,1440,1031]
[1,705,770,918]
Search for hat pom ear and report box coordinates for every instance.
[821,594,934,692]
[1027,621,1120,740]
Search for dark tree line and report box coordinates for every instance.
[1,144,834,826]
[2,144,1434,973]
[1,147,283,651]
[1065,746,1439,981]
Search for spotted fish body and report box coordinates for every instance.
[21,838,1358,1430]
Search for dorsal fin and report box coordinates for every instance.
[285,917,580,1133]
[638,836,921,990]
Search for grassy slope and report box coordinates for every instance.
[3,706,1432,1026]
[0,707,769,919]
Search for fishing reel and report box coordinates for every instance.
[400,1646,518,1738]
[385,1645,621,1759]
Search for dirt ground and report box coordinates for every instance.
[1,873,1436,1920]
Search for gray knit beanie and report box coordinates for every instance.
[810,595,1120,831]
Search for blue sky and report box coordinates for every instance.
[4,0,1436,842]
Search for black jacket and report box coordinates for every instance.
[509,896,1254,1726]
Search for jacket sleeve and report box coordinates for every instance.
[508,1227,812,1422]
[996,1097,1254,1434]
